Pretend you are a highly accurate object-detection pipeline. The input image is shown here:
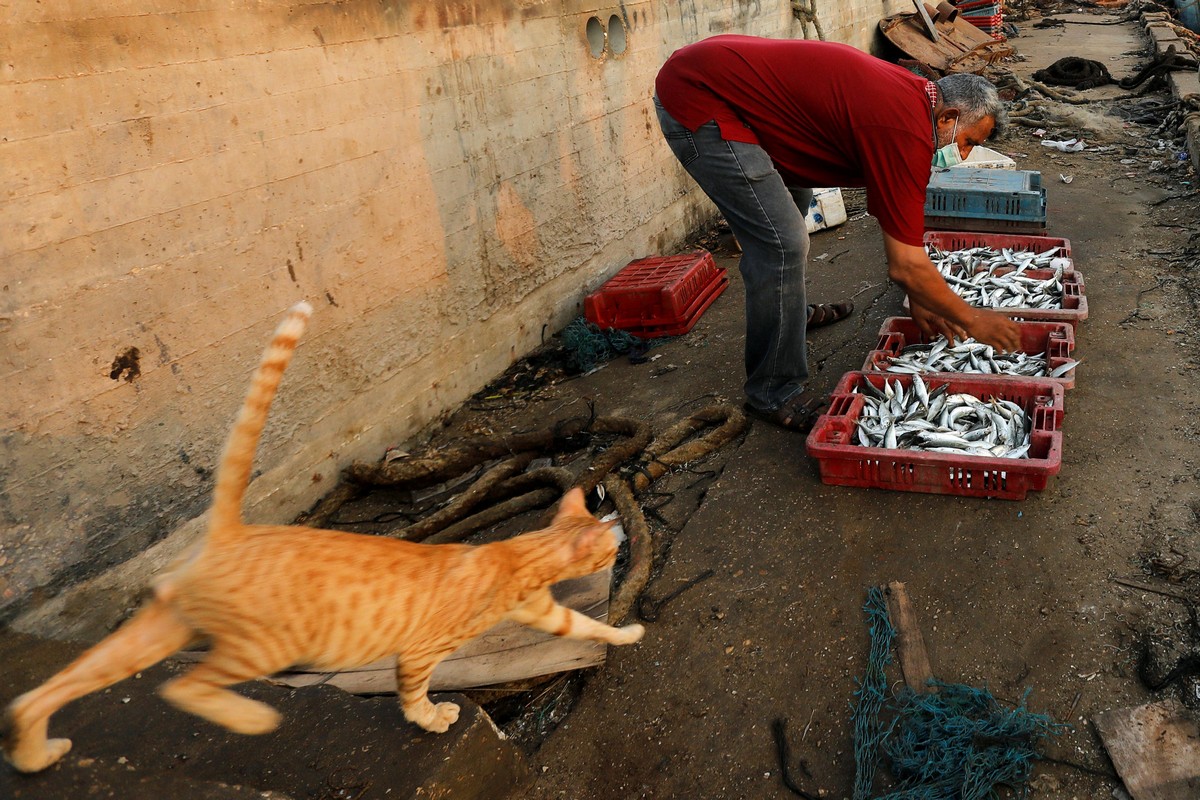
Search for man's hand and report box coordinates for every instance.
[910,301,967,343]
[883,233,1021,352]
[963,309,1021,352]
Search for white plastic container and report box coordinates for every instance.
[950,145,1016,169]
[806,187,848,233]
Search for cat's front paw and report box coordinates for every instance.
[614,623,645,645]
[423,701,460,733]
[5,737,72,773]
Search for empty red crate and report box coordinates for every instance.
[862,316,1079,389]
[584,251,728,338]
[924,230,1072,259]
[903,269,1089,329]
[806,371,1064,500]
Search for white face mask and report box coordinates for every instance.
[932,119,960,168]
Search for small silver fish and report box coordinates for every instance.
[850,377,1033,458]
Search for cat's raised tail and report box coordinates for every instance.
[207,302,313,539]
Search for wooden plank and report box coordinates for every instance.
[267,570,612,693]
[884,581,936,693]
[1094,700,1200,800]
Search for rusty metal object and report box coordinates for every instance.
[880,10,1013,74]
[935,1,959,23]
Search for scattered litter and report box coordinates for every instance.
[1060,174,1073,184]
[1041,138,1086,152]
[383,448,410,464]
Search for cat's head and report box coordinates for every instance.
[551,487,619,578]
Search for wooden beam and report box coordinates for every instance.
[884,581,936,693]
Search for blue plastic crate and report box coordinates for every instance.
[925,168,1047,234]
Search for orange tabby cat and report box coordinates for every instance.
[4,302,643,773]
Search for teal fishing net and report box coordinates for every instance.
[852,587,896,799]
[560,317,655,374]
[852,588,1066,800]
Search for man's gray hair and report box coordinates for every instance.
[936,73,1006,138]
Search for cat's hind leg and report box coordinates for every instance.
[158,644,285,735]
[507,589,644,645]
[395,649,460,733]
[4,599,194,773]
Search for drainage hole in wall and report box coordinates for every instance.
[586,16,605,59]
[607,14,627,55]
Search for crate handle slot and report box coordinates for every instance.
[877,332,903,355]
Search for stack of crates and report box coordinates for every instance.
[925,168,1047,234]
[804,167,1092,501]
[583,251,729,338]
[955,0,1004,39]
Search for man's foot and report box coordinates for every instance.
[806,301,854,329]
[743,391,827,433]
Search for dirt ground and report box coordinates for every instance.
[4,9,1200,800]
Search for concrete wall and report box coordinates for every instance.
[1,0,912,632]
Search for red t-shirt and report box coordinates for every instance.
[655,35,935,246]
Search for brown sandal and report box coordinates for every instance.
[806,301,854,330]
[743,392,827,433]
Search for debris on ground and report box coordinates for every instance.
[1095,699,1200,799]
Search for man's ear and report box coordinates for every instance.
[936,108,960,126]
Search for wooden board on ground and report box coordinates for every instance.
[1094,699,1200,800]
[884,581,936,693]
[266,570,612,693]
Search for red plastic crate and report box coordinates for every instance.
[862,316,1079,389]
[954,0,998,12]
[924,230,1073,259]
[806,371,1064,500]
[966,13,1002,28]
[584,251,729,338]
[903,269,1089,329]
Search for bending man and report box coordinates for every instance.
[655,35,1021,432]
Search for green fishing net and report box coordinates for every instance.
[560,317,655,374]
[852,588,1067,800]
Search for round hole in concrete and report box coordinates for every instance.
[607,14,627,55]
[585,16,605,59]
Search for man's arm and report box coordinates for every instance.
[882,231,1021,351]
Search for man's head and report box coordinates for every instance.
[934,74,1006,158]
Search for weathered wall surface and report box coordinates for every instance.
[1,0,911,632]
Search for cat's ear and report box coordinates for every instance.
[552,487,588,522]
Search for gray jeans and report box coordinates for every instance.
[654,98,812,411]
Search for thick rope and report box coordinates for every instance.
[603,474,652,625]
[323,404,746,626]
[630,405,748,493]
[343,416,590,488]
[395,454,535,542]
